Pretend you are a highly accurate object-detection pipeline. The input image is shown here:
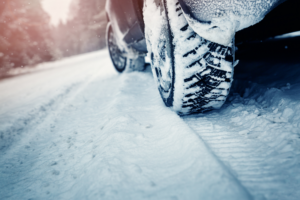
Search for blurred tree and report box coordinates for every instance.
[52,0,107,57]
[0,0,107,76]
[0,0,55,74]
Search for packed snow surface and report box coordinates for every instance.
[1,49,300,199]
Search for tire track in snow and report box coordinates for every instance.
[0,83,78,152]
[0,51,111,153]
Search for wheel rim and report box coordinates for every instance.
[107,25,126,72]
[155,39,173,98]
[151,2,175,107]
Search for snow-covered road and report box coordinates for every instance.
[0,50,299,200]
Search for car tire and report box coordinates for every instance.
[106,23,145,73]
[144,0,235,115]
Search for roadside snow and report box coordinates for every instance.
[3,51,104,78]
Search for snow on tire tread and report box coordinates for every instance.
[168,1,235,115]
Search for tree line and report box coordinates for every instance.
[0,0,107,75]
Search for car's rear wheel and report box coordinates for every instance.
[106,23,145,73]
[144,0,235,115]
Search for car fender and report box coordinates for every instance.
[178,0,286,46]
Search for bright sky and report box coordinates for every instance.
[41,0,73,25]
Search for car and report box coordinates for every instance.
[105,0,299,115]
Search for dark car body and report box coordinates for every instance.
[105,0,147,53]
[106,0,299,53]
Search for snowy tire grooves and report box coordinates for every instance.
[166,0,234,115]
[144,0,234,115]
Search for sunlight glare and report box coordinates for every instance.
[42,0,73,25]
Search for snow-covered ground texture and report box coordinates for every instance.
[0,49,300,200]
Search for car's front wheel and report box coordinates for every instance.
[144,0,235,115]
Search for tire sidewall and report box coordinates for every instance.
[106,23,127,73]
